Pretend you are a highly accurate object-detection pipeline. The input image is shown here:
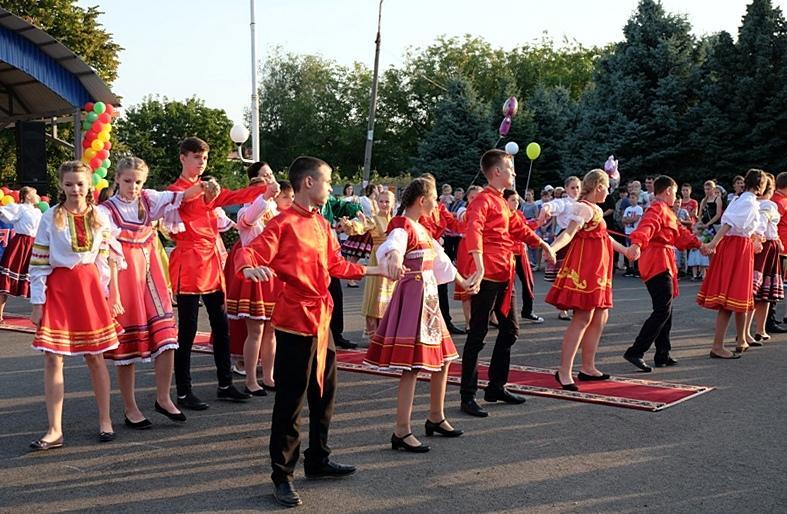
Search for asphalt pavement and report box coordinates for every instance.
[1,272,785,513]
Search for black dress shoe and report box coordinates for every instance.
[445,322,465,335]
[484,387,526,404]
[460,398,488,417]
[554,371,579,391]
[29,436,64,451]
[335,337,358,349]
[391,433,430,452]
[425,419,463,437]
[98,431,116,443]
[244,386,268,397]
[273,481,302,508]
[262,382,277,393]
[124,416,152,430]
[304,460,357,479]
[623,351,652,372]
[654,355,678,367]
[177,392,209,411]
[217,384,251,401]
[766,322,787,334]
[577,371,611,381]
[154,401,187,422]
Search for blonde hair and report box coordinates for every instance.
[580,169,609,199]
[114,156,150,219]
[564,176,581,187]
[54,161,101,230]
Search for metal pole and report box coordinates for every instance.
[74,108,82,160]
[250,0,260,162]
[362,0,383,186]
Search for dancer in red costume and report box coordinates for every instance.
[546,170,628,391]
[0,186,42,321]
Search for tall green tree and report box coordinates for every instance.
[115,96,238,189]
[413,78,496,187]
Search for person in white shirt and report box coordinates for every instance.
[622,191,644,276]
[0,186,42,321]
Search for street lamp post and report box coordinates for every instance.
[249,0,260,162]
[230,123,253,164]
[362,0,383,187]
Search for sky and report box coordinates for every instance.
[79,0,785,125]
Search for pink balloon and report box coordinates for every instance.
[499,116,512,137]
[502,96,518,118]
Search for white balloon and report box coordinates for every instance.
[504,141,519,155]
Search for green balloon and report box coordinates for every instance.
[526,142,542,160]
[102,158,111,169]
[86,112,98,123]
[92,172,102,185]
[82,120,92,131]
[96,167,108,178]
[93,102,106,114]
[37,201,49,213]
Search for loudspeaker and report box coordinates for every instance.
[15,121,48,195]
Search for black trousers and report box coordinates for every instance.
[328,277,344,340]
[438,236,460,325]
[270,330,336,485]
[460,280,519,398]
[627,272,673,358]
[174,291,233,396]
[515,255,534,317]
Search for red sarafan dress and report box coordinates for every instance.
[697,192,761,312]
[29,206,123,355]
[98,191,182,364]
[545,200,613,311]
[365,217,458,372]
[0,202,42,298]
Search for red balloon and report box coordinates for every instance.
[105,104,114,115]
[99,113,111,124]
[41,195,49,203]
[98,150,110,160]
[82,137,92,149]
[1,186,10,194]
[84,102,94,112]
[89,157,102,169]
[10,191,19,202]
[104,141,112,151]
[92,122,104,133]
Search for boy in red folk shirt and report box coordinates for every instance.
[459,149,556,417]
[623,176,708,371]
[169,137,268,410]
[237,156,382,508]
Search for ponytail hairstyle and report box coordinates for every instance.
[579,169,609,200]
[396,178,435,216]
[762,172,776,197]
[18,186,35,204]
[115,156,150,219]
[54,160,101,230]
[743,168,766,194]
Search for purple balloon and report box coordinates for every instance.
[499,116,512,137]
[502,96,518,118]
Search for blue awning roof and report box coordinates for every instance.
[0,8,120,124]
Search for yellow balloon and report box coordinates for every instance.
[91,139,104,151]
[1,196,13,205]
[97,178,109,190]
[526,142,541,160]
[105,123,112,132]
[84,148,97,160]
[0,190,4,200]
[97,131,109,142]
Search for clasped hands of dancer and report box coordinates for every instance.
[381,249,482,295]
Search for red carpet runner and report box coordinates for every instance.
[2,316,711,411]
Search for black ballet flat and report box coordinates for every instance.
[262,382,277,393]
[124,416,152,430]
[154,401,187,422]
[29,436,64,451]
[425,419,463,437]
[554,371,579,391]
[244,386,268,397]
[577,371,611,381]
[98,431,115,443]
[391,433,430,453]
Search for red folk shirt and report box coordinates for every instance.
[465,187,541,282]
[167,177,265,294]
[234,202,365,393]
[771,190,787,254]
[628,200,701,296]
[419,202,463,240]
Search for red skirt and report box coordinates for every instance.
[103,241,178,364]
[545,236,613,311]
[0,234,33,297]
[697,235,753,312]
[753,240,784,302]
[224,241,277,320]
[32,264,122,356]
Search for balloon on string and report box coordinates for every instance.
[93,102,106,114]
[502,96,519,118]
[526,142,541,160]
[499,116,512,137]
[504,142,519,155]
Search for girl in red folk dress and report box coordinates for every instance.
[366,178,480,453]
[546,170,628,391]
[29,161,125,450]
[225,162,282,395]
[0,186,42,321]
[698,168,766,358]
[99,157,204,428]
